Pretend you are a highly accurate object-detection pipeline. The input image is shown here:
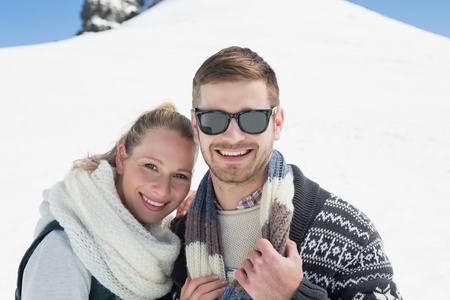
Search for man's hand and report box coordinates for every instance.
[180,275,227,300]
[176,190,196,219]
[235,238,304,300]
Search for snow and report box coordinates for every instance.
[1,0,449,298]
[90,15,121,28]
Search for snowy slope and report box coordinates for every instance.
[1,0,449,298]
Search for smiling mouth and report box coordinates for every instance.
[218,150,251,156]
[141,194,165,207]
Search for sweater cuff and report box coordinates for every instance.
[291,278,329,300]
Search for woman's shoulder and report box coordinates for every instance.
[27,227,88,273]
[43,228,70,243]
[22,229,92,299]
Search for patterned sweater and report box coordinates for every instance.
[170,164,402,299]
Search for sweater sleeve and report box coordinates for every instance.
[299,195,402,300]
[329,228,403,300]
[22,230,91,300]
[291,278,330,300]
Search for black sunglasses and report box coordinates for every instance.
[194,107,278,135]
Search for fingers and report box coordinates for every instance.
[181,275,217,296]
[247,248,262,261]
[180,277,192,297]
[285,239,302,263]
[245,239,301,276]
[176,190,196,218]
[235,267,248,286]
[257,238,301,261]
[255,238,276,256]
[236,239,304,300]
[246,249,262,272]
[181,275,227,300]
[237,239,305,300]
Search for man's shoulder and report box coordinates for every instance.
[289,164,330,196]
[306,194,378,248]
[322,194,376,231]
[289,164,377,244]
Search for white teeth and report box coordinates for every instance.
[219,150,250,156]
[142,194,165,207]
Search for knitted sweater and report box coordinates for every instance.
[170,164,402,299]
[217,206,262,280]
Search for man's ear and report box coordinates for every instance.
[115,144,127,175]
[274,107,284,141]
[191,109,200,143]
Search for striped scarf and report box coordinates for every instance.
[185,150,295,298]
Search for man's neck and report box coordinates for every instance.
[211,173,266,211]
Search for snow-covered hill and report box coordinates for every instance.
[1,0,449,298]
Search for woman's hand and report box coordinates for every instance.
[176,190,196,219]
[180,275,227,300]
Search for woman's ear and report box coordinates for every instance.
[115,144,127,175]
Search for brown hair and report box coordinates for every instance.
[192,46,279,108]
[72,102,195,173]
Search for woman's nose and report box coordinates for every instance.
[152,176,171,197]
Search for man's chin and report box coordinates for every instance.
[210,168,252,185]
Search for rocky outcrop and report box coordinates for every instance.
[78,0,162,34]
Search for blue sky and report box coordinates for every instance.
[0,0,84,48]
[0,0,449,48]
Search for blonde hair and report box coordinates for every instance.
[192,46,279,108]
[72,102,195,173]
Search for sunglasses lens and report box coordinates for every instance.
[196,109,273,135]
[239,111,269,134]
[198,111,228,134]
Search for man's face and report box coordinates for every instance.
[191,80,283,187]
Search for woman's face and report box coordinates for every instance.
[116,129,196,225]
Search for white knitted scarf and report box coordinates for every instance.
[47,161,180,300]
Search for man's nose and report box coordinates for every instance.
[221,118,246,142]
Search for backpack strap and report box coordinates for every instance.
[289,164,328,245]
[15,220,63,300]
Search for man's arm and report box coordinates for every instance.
[298,196,403,300]
[321,230,403,300]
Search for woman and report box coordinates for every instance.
[17,103,198,300]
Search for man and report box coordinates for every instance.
[171,46,402,300]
